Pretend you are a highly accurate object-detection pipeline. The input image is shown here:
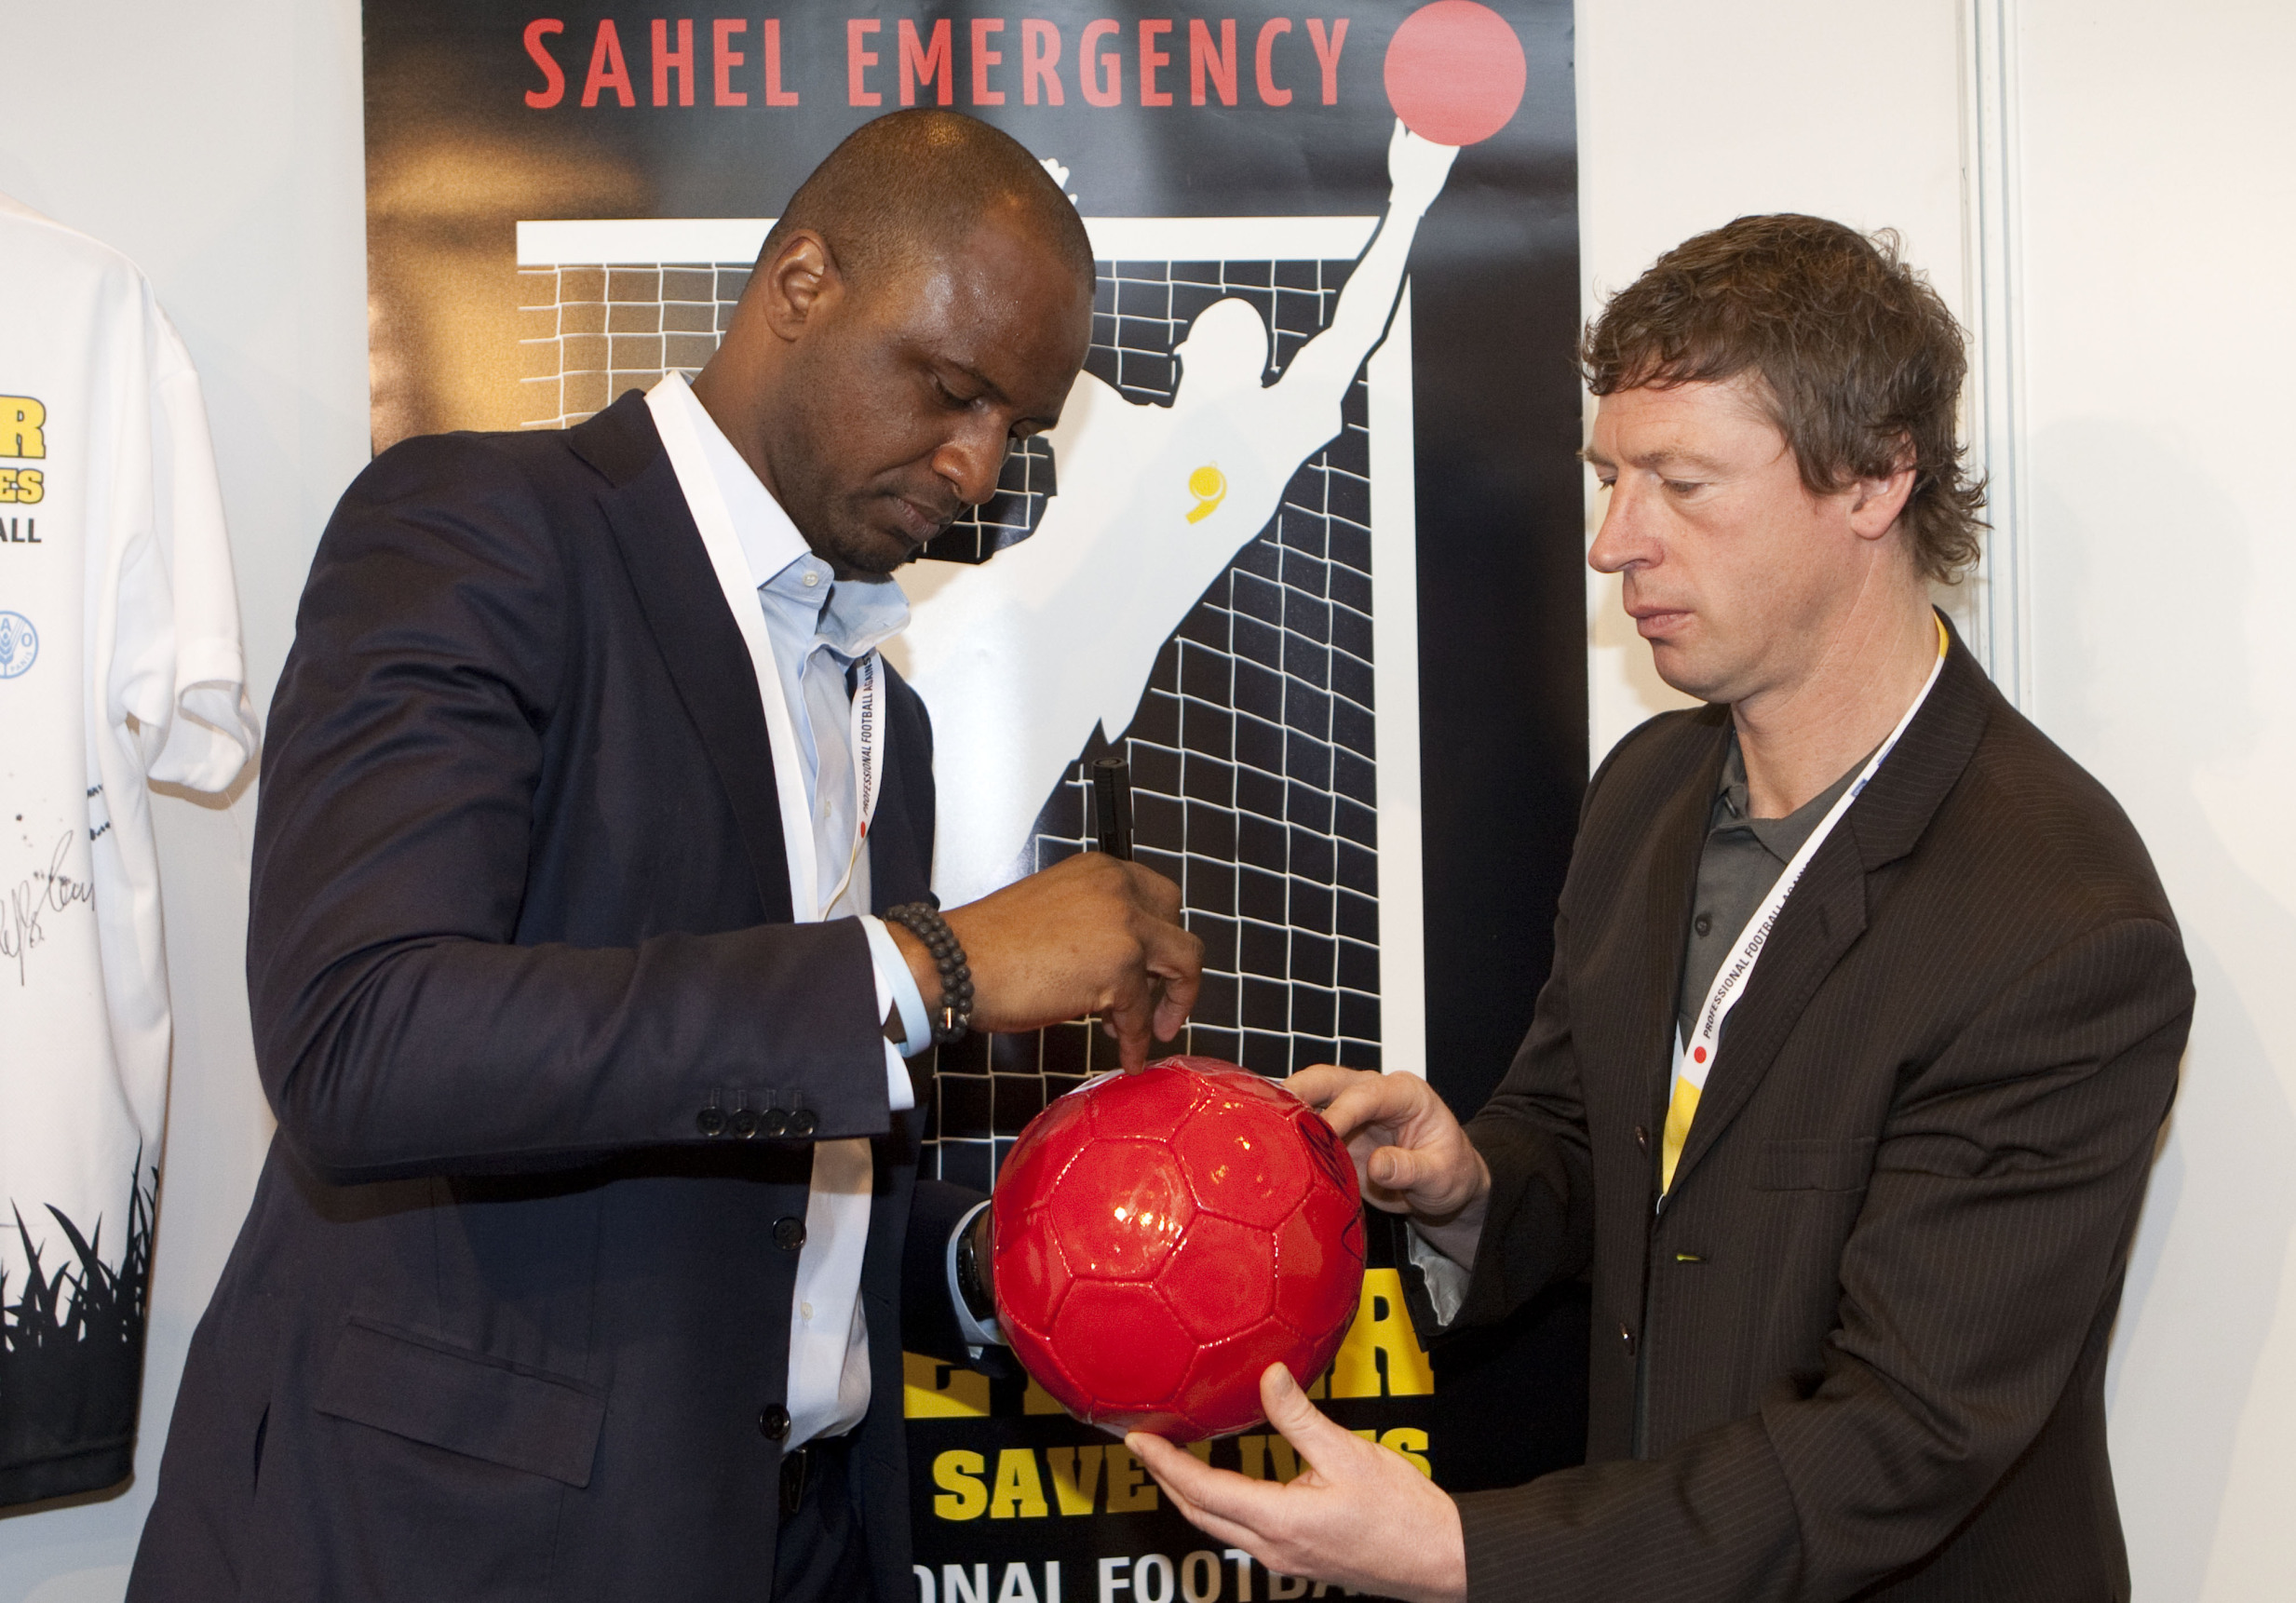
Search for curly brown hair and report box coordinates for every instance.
[1580,214,1986,585]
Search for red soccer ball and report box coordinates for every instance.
[991,1057,1367,1441]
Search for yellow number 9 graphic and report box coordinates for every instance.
[1186,463,1227,524]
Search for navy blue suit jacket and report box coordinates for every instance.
[131,393,980,1601]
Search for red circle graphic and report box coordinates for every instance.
[1383,1,1528,147]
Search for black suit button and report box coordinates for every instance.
[696,1108,725,1138]
[773,1216,806,1251]
[730,1109,759,1138]
[759,1404,790,1441]
[763,1109,792,1138]
[1695,911,1713,936]
[790,1110,818,1138]
[1634,1125,1649,1154]
[1619,1323,1637,1357]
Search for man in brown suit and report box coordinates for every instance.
[1130,215,2192,1601]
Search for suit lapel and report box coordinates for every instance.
[1667,619,1996,1192]
[1636,708,1732,1122]
[1668,833,1870,1188]
[868,667,936,911]
[569,394,796,925]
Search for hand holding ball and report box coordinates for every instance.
[992,1058,1366,1441]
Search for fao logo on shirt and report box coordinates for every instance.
[0,611,36,679]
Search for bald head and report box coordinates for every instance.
[760,110,1094,297]
[692,109,1095,579]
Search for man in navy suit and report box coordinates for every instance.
[130,111,1199,1602]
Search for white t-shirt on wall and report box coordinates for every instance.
[0,193,257,1504]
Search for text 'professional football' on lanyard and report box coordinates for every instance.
[643,378,885,924]
[817,650,883,920]
[1659,616,1950,1199]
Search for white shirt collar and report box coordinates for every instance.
[649,373,912,658]
[649,372,811,589]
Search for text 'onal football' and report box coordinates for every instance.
[991,1057,1367,1441]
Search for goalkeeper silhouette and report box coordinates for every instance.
[898,121,1458,904]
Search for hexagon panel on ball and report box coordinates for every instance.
[990,1057,1367,1441]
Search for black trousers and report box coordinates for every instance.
[772,1436,871,1603]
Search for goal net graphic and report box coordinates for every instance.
[516,219,1426,1192]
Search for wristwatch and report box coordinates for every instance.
[948,1202,1002,1353]
[954,1213,997,1329]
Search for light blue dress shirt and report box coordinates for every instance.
[646,374,943,1448]
[670,375,932,1055]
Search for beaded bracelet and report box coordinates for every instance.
[884,902,975,1045]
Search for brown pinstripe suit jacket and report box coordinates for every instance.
[1432,624,2190,1600]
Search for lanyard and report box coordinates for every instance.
[816,648,883,920]
[644,382,882,924]
[1660,618,1950,1196]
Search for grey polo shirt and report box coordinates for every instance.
[1674,729,1866,1052]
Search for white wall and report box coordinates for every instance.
[2014,5,2296,1595]
[1577,0,1974,760]
[0,1,368,1596]
[1580,0,2296,1595]
[3,0,2291,1595]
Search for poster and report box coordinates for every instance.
[362,0,1589,1587]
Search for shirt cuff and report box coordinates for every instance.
[860,915,925,1112]
[1405,1221,1470,1327]
[949,1199,1005,1352]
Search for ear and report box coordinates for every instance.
[753,230,843,343]
[1846,438,1919,543]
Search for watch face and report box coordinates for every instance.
[959,1232,994,1318]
